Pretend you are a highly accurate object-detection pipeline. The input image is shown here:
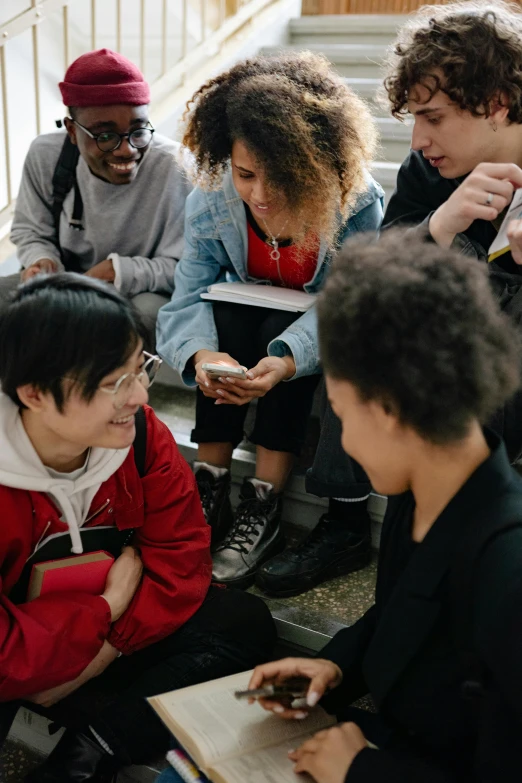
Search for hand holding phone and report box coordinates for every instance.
[235,676,310,701]
[201,363,247,380]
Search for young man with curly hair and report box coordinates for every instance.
[382,1,522,459]
[156,52,384,590]
[249,230,522,783]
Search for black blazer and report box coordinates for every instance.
[320,431,522,782]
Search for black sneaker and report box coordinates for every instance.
[211,477,286,590]
[194,465,234,549]
[256,513,372,597]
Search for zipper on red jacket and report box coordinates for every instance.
[26,519,52,562]
[84,498,111,525]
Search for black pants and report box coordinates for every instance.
[192,302,321,456]
[306,380,371,500]
[0,588,276,766]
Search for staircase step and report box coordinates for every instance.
[260,43,389,78]
[289,14,404,46]
[375,116,411,162]
[370,160,400,203]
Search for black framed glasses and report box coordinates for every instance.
[72,119,155,152]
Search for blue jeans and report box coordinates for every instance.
[306,380,371,500]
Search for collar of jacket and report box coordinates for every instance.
[362,428,517,706]
[199,169,383,292]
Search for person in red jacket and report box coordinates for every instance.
[0,273,275,782]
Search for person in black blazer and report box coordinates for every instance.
[248,230,522,783]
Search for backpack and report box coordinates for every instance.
[133,405,147,478]
[51,135,83,272]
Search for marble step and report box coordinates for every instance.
[370,160,400,204]
[289,14,404,46]
[375,116,411,163]
[260,43,389,79]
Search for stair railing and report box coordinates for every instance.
[0,0,272,235]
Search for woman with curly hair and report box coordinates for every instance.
[250,230,522,783]
[157,52,383,588]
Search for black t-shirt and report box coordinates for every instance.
[383,149,521,276]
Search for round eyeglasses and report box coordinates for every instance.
[72,119,155,153]
[99,352,162,409]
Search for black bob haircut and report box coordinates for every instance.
[318,230,521,444]
[0,273,147,411]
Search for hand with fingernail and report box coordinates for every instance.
[289,722,368,783]
[192,349,243,401]
[247,657,342,720]
[206,355,297,407]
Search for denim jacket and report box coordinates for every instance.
[156,170,384,384]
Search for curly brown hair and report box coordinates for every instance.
[383,0,522,122]
[318,230,521,444]
[182,52,377,248]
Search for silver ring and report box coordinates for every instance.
[485,192,494,206]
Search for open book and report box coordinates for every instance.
[148,670,336,783]
[201,282,316,312]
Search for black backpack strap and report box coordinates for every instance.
[51,136,82,269]
[450,493,522,697]
[133,406,148,478]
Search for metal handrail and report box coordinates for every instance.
[0,0,262,233]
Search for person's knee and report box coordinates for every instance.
[211,589,277,658]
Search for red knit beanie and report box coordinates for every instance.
[59,49,150,107]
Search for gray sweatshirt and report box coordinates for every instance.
[10,132,193,296]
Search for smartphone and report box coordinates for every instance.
[234,677,310,701]
[201,363,247,380]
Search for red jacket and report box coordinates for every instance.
[0,405,212,701]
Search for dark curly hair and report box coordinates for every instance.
[383,0,522,122]
[318,230,521,444]
[182,52,377,248]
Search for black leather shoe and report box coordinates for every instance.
[25,730,119,782]
[194,465,234,549]
[256,513,372,597]
[212,478,286,590]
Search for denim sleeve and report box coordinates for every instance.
[156,215,227,386]
[267,198,384,379]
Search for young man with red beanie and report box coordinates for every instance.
[1,49,192,349]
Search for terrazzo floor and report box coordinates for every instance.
[0,741,44,780]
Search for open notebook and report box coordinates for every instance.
[201,283,316,313]
[148,670,336,783]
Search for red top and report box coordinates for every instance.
[0,406,212,700]
[246,209,319,290]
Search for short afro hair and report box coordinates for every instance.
[318,230,521,444]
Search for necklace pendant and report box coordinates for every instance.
[270,247,281,262]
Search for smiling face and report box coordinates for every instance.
[19,342,149,462]
[408,82,508,179]
[230,139,288,222]
[65,104,151,185]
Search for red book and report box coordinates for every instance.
[27,551,114,602]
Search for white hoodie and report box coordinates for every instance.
[0,392,129,554]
